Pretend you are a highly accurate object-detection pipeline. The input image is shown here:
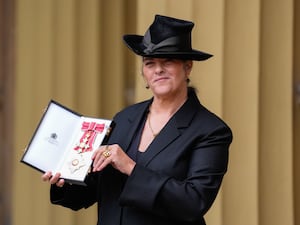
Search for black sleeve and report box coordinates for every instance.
[50,173,99,211]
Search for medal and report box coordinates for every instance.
[69,121,105,174]
[74,122,105,153]
[71,159,79,166]
[69,154,86,173]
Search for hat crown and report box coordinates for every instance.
[148,15,194,45]
[123,14,213,61]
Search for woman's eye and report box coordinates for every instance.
[144,61,154,66]
[164,59,176,65]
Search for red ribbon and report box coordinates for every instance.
[74,121,105,152]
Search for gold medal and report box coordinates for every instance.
[69,154,86,173]
[72,159,79,166]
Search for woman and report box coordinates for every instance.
[42,14,233,225]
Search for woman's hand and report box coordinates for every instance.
[92,144,136,175]
[41,171,65,187]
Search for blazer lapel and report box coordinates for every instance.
[137,118,180,166]
[120,100,152,152]
[138,92,199,166]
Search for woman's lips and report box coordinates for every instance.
[154,77,169,82]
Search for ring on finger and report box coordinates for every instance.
[102,147,111,158]
[102,150,111,158]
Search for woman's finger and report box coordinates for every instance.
[49,172,61,184]
[92,145,112,172]
[56,178,65,187]
[41,171,52,182]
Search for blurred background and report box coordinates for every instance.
[0,0,299,225]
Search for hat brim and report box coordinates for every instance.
[123,35,213,61]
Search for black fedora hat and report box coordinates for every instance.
[123,15,213,61]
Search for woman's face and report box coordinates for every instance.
[142,57,192,98]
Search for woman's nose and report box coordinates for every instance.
[154,63,164,74]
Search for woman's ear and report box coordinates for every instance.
[184,60,193,73]
[141,71,150,89]
[184,61,193,74]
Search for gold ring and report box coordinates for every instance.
[102,150,111,158]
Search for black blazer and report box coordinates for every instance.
[51,89,233,225]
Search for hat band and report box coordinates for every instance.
[142,30,192,54]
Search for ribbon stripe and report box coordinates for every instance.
[74,121,105,153]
